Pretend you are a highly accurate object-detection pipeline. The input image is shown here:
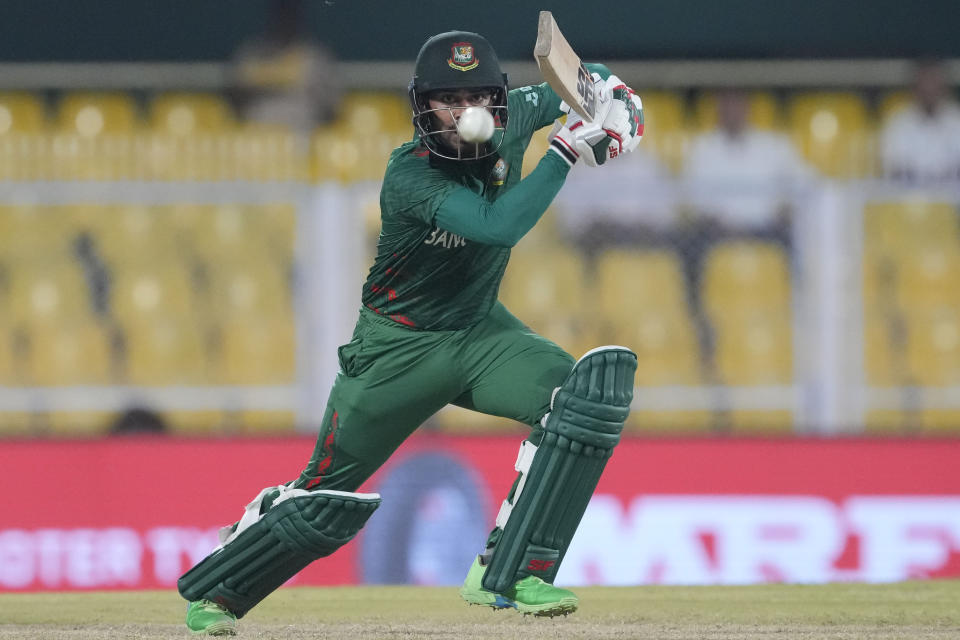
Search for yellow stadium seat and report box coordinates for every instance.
[702,241,791,318]
[713,311,793,385]
[46,411,115,437]
[215,315,295,385]
[122,315,209,385]
[596,249,690,318]
[610,304,712,433]
[638,90,687,133]
[335,91,412,135]
[916,409,960,433]
[0,411,41,437]
[499,248,592,355]
[500,249,587,319]
[57,92,139,136]
[191,204,274,263]
[864,200,960,259]
[625,409,714,433]
[694,90,782,131]
[259,202,297,262]
[904,307,960,386]
[91,204,183,266]
[896,247,960,310]
[788,91,872,178]
[24,320,113,385]
[0,92,46,134]
[110,265,196,325]
[862,252,897,313]
[863,308,908,434]
[207,263,292,323]
[0,323,18,385]
[864,313,904,386]
[864,409,907,434]
[312,122,407,183]
[608,310,703,386]
[634,90,687,172]
[727,409,794,433]
[61,203,107,236]
[52,93,139,179]
[7,262,93,326]
[0,205,77,261]
[161,410,227,435]
[235,410,297,435]
[149,92,235,135]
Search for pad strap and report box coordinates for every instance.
[494,440,538,529]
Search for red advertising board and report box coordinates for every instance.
[3,434,960,591]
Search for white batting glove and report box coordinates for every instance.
[547,116,613,168]
[547,74,612,167]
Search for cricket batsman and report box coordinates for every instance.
[178,30,643,635]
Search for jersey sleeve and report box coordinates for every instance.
[434,152,571,246]
[509,84,566,133]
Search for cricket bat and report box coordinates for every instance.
[534,10,597,123]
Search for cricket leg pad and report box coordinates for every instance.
[178,487,380,618]
[482,346,636,593]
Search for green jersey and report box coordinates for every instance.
[363,82,568,330]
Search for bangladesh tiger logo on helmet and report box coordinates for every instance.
[448,43,479,71]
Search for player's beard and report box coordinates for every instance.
[434,122,485,159]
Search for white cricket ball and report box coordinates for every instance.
[457,106,495,143]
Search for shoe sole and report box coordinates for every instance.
[189,620,236,636]
[461,589,577,617]
[518,596,579,618]
[459,588,517,610]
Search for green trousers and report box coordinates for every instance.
[293,303,575,492]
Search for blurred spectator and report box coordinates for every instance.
[230,0,342,138]
[880,58,960,186]
[683,88,813,247]
[554,146,679,259]
[680,88,814,354]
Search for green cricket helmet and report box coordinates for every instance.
[408,31,508,160]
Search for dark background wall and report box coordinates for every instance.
[1,0,958,62]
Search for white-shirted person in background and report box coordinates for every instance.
[881,58,960,186]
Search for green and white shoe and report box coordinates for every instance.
[459,556,578,617]
[186,599,237,636]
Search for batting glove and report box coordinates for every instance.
[548,74,643,167]
[603,76,645,157]
[547,116,613,168]
[547,75,610,167]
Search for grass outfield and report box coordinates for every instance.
[1,582,959,639]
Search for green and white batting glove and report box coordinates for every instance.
[547,117,611,167]
[546,74,611,167]
[547,73,644,167]
[603,75,645,157]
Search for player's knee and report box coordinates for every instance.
[542,345,637,447]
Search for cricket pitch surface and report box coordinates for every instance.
[1,581,958,639]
